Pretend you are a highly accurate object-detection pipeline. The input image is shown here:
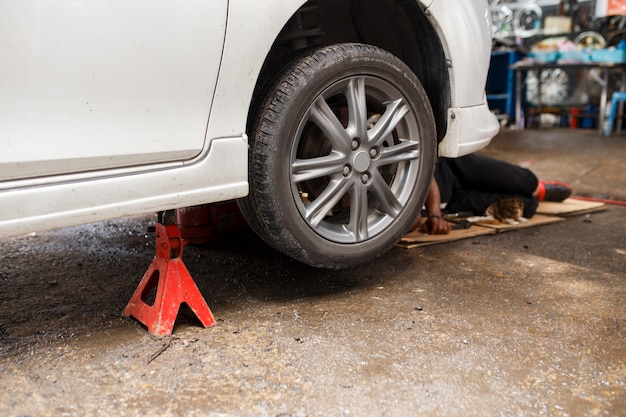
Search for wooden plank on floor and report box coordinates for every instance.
[473,213,565,232]
[398,197,603,249]
[398,212,569,249]
[537,198,606,217]
[398,224,496,249]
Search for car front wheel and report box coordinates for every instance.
[239,43,436,269]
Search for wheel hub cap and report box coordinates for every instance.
[352,150,371,172]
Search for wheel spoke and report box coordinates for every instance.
[304,177,352,227]
[348,184,370,241]
[292,152,346,183]
[367,98,409,147]
[376,140,420,167]
[345,77,368,140]
[369,170,403,217]
[309,97,352,152]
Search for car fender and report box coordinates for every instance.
[426,0,500,156]
[206,0,309,140]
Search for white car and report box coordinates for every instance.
[0,0,499,269]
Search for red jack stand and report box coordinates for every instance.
[124,211,215,337]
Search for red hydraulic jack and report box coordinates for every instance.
[123,210,215,337]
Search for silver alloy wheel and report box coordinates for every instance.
[290,75,422,244]
[239,43,435,269]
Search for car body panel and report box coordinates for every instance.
[426,0,500,156]
[205,0,307,138]
[0,0,309,238]
[0,0,227,181]
[0,0,498,239]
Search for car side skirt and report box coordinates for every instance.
[0,136,249,238]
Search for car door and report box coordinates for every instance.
[0,0,227,182]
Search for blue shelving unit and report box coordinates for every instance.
[487,50,522,122]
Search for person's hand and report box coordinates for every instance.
[421,215,451,235]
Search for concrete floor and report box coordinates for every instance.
[0,128,624,416]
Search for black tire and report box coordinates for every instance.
[238,43,436,269]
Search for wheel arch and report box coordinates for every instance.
[248,0,450,144]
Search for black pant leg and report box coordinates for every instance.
[443,154,538,197]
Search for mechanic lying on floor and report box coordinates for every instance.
[412,154,572,235]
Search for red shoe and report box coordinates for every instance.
[537,180,572,202]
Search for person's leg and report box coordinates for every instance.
[433,158,459,204]
[443,154,538,197]
[439,154,559,217]
[535,180,572,202]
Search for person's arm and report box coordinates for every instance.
[421,177,451,235]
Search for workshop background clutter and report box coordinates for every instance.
[487,0,626,130]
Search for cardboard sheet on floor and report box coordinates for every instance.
[397,224,496,249]
[398,198,603,249]
[398,213,565,249]
[472,213,565,231]
[536,198,606,217]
